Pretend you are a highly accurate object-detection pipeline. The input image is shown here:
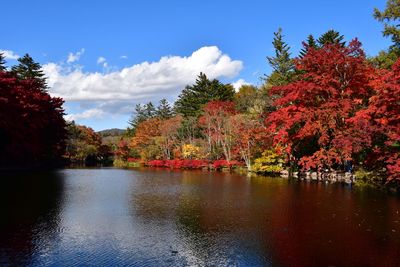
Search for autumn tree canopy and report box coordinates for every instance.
[267,40,375,171]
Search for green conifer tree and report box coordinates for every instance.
[11,54,47,89]
[265,28,294,86]
[317,30,345,47]
[0,53,6,72]
[156,98,173,119]
[174,72,235,117]
[299,34,318,58]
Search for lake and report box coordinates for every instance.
[1,168,400,266]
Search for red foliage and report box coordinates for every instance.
[212,160,242,169]
[353,59,400,181]
[146,159,209,169]
[0,71,66,166]
[199,101,236,161]
[127,158,140,162]
[114,139,130,160]
[267,40,375,171]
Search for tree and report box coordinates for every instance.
[317,30,345,47]
[267,40,374,172]
[299,34,318,58]
[128,102,157,135]
[0,67,66,167]
[230,114,268,170]
[199,101,236,161]
[374,0,400,50]
[11,54,47,89]
[144,101,156,118]
[253,149,285,174]
[156,98,173,119]
[65,122,103,164]
[130,118,163,160]
[353,59,400,181]
[265,28,295,86]
[157,116,182,159]
[0,53,6,72]
[234,84,258,113]
[174,72,235,117]
[371,0,400,69]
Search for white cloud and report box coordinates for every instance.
[65,108,105,121]
[120,55,128,59]
[44,46,243,102]
[97,56,106,64]
[46,46,244,122]
[0,49,20,60]
[67,48,85,63]
[232,79,250,91]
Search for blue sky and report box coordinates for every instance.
[2,0,390,131]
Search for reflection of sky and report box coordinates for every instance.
[4,169,400,266]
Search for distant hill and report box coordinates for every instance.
[97,128,126,137]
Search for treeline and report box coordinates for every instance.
[0,54,66,168]
[119,1,400,183]
[65,122,114,165]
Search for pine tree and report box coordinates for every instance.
[11,54,47,89]
[144,102,156,118]
[128,104,146,133]
[127,102,158,135]
[374,0,400,50]
[174,72,235,117]
[0,53,6,72]
[265,28,294,86]
[299,34,318,58]
[317,30,345,47]
[372,0,400,69]
[156,98,173,119]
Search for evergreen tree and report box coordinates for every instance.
[156,98,173,119]
[0,53,6,72]
[128,104,147,133]
[174,72,235,117]
[317,30,345,47]
[144,102,156,118]
[371,0,400,69]
[127,102,157,135]
[265,28,294,86]
[11,54,47,89]
[299,34,318,58]
[374,0,400,50]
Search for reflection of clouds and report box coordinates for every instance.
[4,169,399,266]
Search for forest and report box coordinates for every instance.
[0,1,399,185]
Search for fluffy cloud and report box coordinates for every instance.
[97,56,106,64]
[0,49,20,60]
[44,46,243,121]
[232,79,250,91]
[65,108,105,121]
[67,48,85,63]
[44,46,243,102]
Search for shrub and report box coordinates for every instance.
[252,149,284,174]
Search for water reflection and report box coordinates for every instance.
[0,171,64,266]
[1,168,400,266]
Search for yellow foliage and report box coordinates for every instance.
[253,149,284,174]
[182,144,201,159]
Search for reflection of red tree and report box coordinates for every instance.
[267,182,400,266]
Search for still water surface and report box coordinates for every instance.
[1,168,400,266]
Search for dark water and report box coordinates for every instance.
[1,168,400,266]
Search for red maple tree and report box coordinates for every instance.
[267,40,375,171]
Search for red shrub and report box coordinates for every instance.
[212,160,242,169]
[127,158,140,162]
